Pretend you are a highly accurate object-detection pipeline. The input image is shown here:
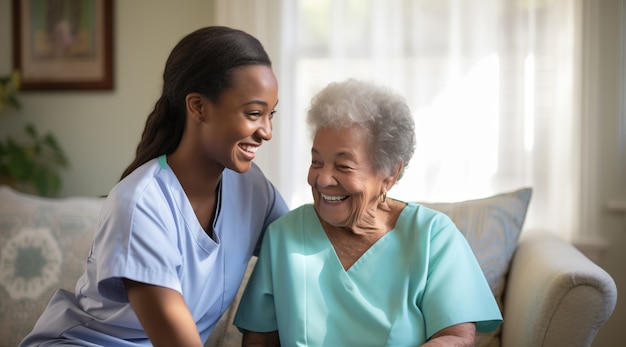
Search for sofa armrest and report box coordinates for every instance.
[502,231,617,347]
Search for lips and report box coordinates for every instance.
[238,143,259,161]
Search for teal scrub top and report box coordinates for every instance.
[234,203,502,346]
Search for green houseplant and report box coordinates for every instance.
[0,70,20,111]
[0,70,69,197]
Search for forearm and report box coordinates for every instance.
[422,322,475,347]
[421,336,474,347]
[124,279,204,347]
[242,330,280,347]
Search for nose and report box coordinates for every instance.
[315,167,336,188]
[256,116,272,141]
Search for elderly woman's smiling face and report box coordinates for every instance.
[307,125,388,230]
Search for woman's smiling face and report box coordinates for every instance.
[200,64,279,173]
[307,125,387,229]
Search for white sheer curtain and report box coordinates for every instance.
[215,0,582,240]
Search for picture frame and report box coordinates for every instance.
[12,0,114,91]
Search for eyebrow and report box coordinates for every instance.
[242,99,280,108]
[311,148,356,160]
[242,100,269,107]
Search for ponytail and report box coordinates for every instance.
[119,95,184,180]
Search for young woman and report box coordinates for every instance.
[19,26,288,347]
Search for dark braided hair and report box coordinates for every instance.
[120,26,272,180]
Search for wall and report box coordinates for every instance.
[0,0,218,197]
[585,1,626,345]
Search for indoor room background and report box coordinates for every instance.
[0,0,624,346]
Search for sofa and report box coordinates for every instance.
[0,185,617,347]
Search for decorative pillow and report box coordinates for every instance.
[0,185,104,347]
[420,187,532,347]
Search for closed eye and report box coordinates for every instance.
[337,165,352,171]
[247,110,276,120]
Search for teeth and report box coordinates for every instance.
[321,193,347,201]
[240,145,258,153]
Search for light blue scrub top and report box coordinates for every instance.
[19,155,288,347]
[234,203,502,346]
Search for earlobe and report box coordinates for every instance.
[385,162,404,190]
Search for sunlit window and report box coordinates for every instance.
[216,0,582,239]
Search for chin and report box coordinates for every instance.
[316,208,347,227]
[232,161,253,173]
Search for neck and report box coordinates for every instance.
[166,150,223,198]
[356,199,403,235]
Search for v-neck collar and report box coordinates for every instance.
[315,217,393,274]
[312,203,413,273]
[159,154,223,248]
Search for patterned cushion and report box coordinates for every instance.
[0,186,104,347]
[421,187,532,347]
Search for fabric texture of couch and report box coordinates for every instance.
[0,185,617,347]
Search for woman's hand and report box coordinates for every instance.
[124,279,204,347]
[242,330,280,347]
[422,322,476,347]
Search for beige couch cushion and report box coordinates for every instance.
[0,186,104,347]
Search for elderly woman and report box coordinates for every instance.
[234,79,502,346]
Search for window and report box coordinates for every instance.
[216,0,582,239]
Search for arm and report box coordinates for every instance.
[422,322,475,347]
[242,330,280,347]
[124,279,204,347]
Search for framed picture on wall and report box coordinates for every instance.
[12,0,114,91]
